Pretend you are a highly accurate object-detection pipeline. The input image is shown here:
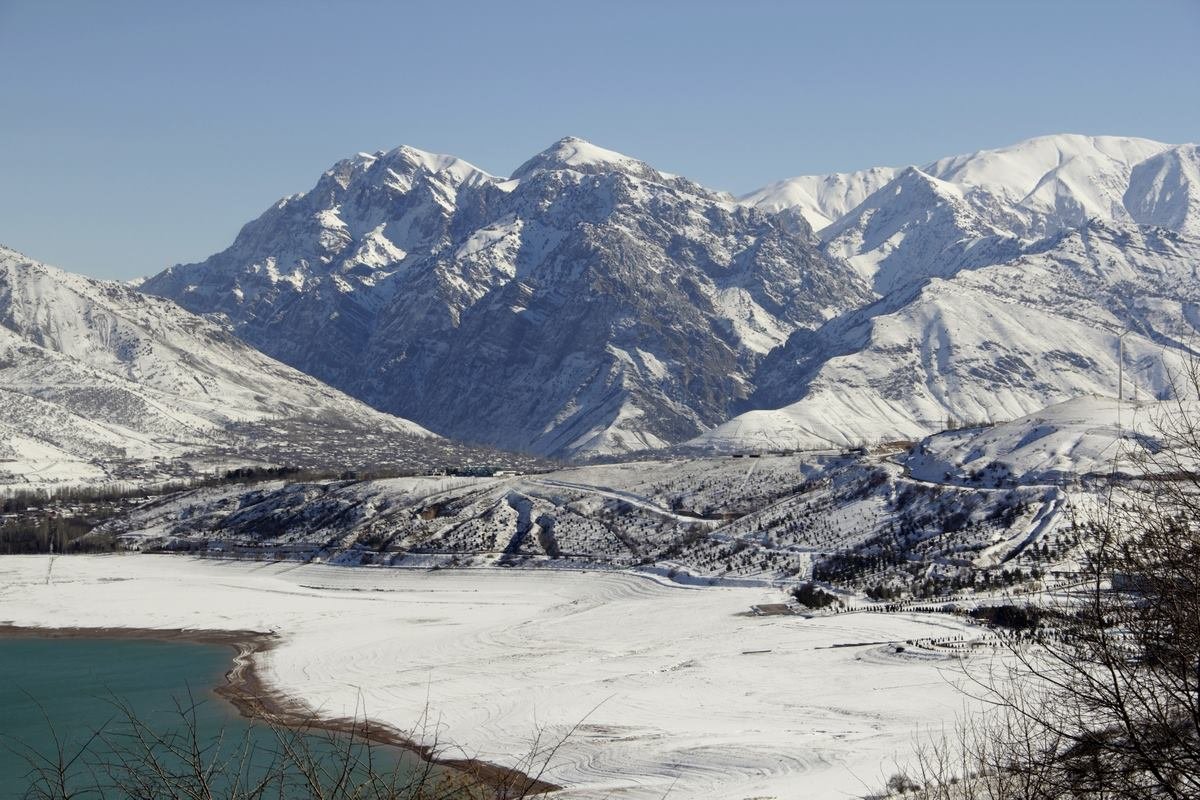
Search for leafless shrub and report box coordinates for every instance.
[881,356,1200,798]
[10,690,562,800]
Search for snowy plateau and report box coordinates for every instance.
[3,131,1200,800]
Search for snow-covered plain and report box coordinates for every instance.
[0,555,983,799]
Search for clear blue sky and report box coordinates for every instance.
[1,0,1197,280]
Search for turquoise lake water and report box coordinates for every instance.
[0,637,414,798]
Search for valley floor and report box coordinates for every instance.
[0,554,987,799]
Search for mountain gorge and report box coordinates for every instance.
[138,133,1200,458]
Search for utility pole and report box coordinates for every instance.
[1096,323,1134,480]
[46,530,55,585]
[1117,330,1129,405]
[1111,327,1132,437]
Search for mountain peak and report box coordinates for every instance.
[323,144,494,191]
[380,144,490,177]
[822,165,968,241]
[511,136,663,182]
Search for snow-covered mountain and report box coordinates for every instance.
[745,135,1181,235]
[144,137,868,457]
[0,246,484,488]
[701,134,1200,452]
[137,132,1200,460]
[742,166,899,231]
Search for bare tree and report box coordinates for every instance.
[10,690,561,800]
[883,359,1200,798]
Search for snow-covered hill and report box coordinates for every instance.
[0,247,504,489]
[904,395,1168,486]
[143,137,869,457]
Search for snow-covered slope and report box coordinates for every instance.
[700,134,1200,453]
[923,134,1171,231]
[698,220,1200,452]
[0,247,456,488]
[1124,143,1200,237]
[819,166,1025,294]
[741,166,899,231]
[144,137,868,457]
[904,395,1167,486]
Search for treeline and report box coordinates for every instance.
[0,464,439,555]
[790,581,841,609]
[968,603,1043,630]
[0,514,121,555]
[0,466,309,513]
[0,463,446,515]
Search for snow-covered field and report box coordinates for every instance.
[0,555,985,799]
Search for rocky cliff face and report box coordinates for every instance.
[145,137,868,456]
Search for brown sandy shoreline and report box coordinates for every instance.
[0,624,559,797]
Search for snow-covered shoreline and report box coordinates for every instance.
[0,554,984,799]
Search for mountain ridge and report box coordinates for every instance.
[134,132,1200,459]
[743,134,1184,236]
[143,137,868,457]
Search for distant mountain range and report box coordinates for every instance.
[142,133,1200,457]
[5,132,1197,477]
[701,135,1200,450]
